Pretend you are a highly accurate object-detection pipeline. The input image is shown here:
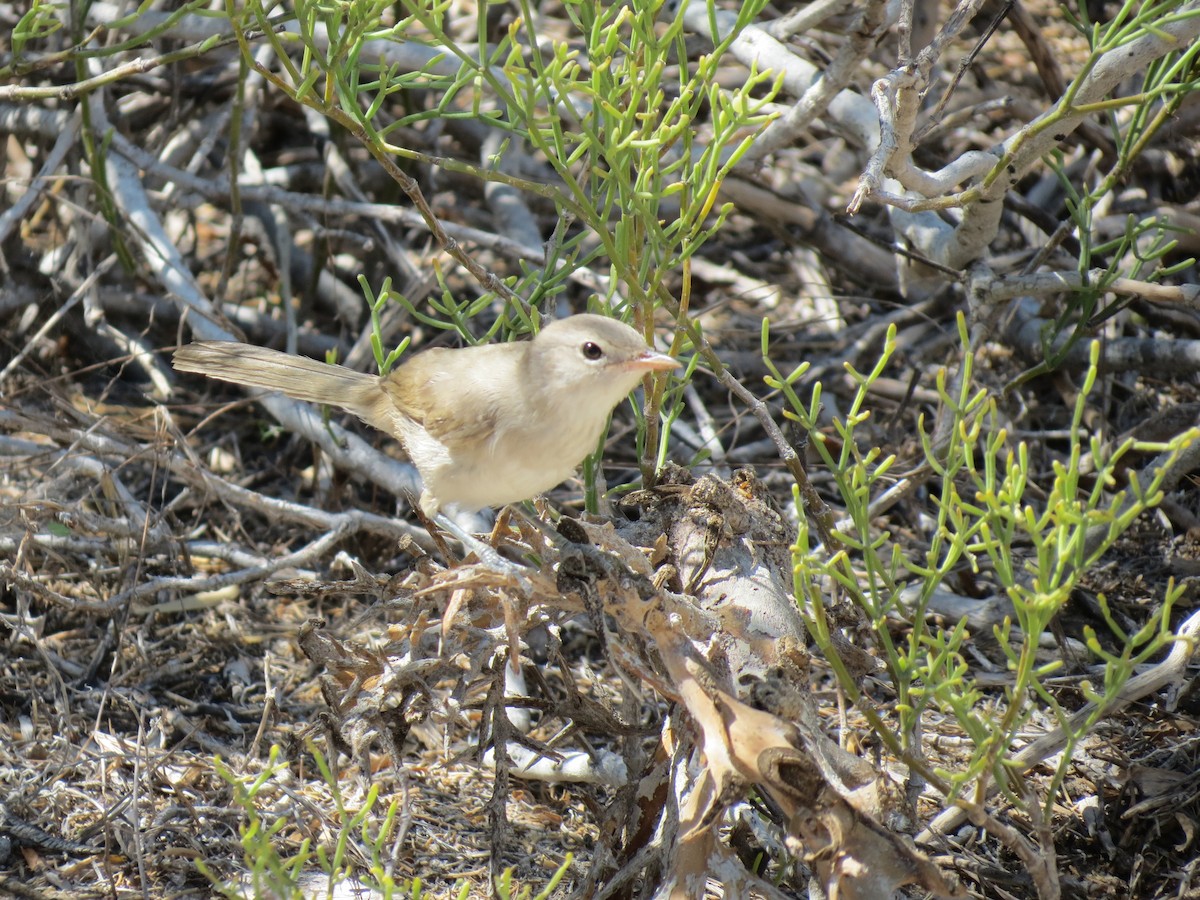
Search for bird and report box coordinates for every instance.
[173,314,680,552]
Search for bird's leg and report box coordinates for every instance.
[432,511,531,586]
[407,489,530,584]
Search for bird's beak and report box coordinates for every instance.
[626,350,682,373]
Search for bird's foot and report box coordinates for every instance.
[433,512,531,591]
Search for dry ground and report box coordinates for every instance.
[3,1,1200,898]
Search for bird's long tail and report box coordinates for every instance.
[172,342,384,423]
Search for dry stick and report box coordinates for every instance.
[964,803,1061,900]
[0,255,119,388]
[682,381,727,468]
[897,0,915,62]
[89,95,427,503]
[0,108,79,245]
[104,129,564,275]
[1004,0,1066,101]
[919,0,1011,130]
[0,411,428,572]
[300,101,425,299]
[481,129,544,252]
[235,36,527,310]
[766,0,855,39]
[878,2,1200,264]
[483,654,514,890]
[748,0,891,160]
[114,524,356,609]
[101,113,616,317]
[1003,296,1200,375]
[989,271,1200,307]
[248,654,277,760]
[0,32,239,103]
[217,46,272,327]
[1026,791,1063,900]
[6,507,356,611]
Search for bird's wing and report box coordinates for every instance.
[378,346,509,454]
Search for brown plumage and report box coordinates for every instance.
[173,314,679,516]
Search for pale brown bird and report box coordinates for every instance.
[173,314,680,522]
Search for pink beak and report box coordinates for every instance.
[626,350,682,373]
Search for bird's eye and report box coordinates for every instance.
[581,341,604,361]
